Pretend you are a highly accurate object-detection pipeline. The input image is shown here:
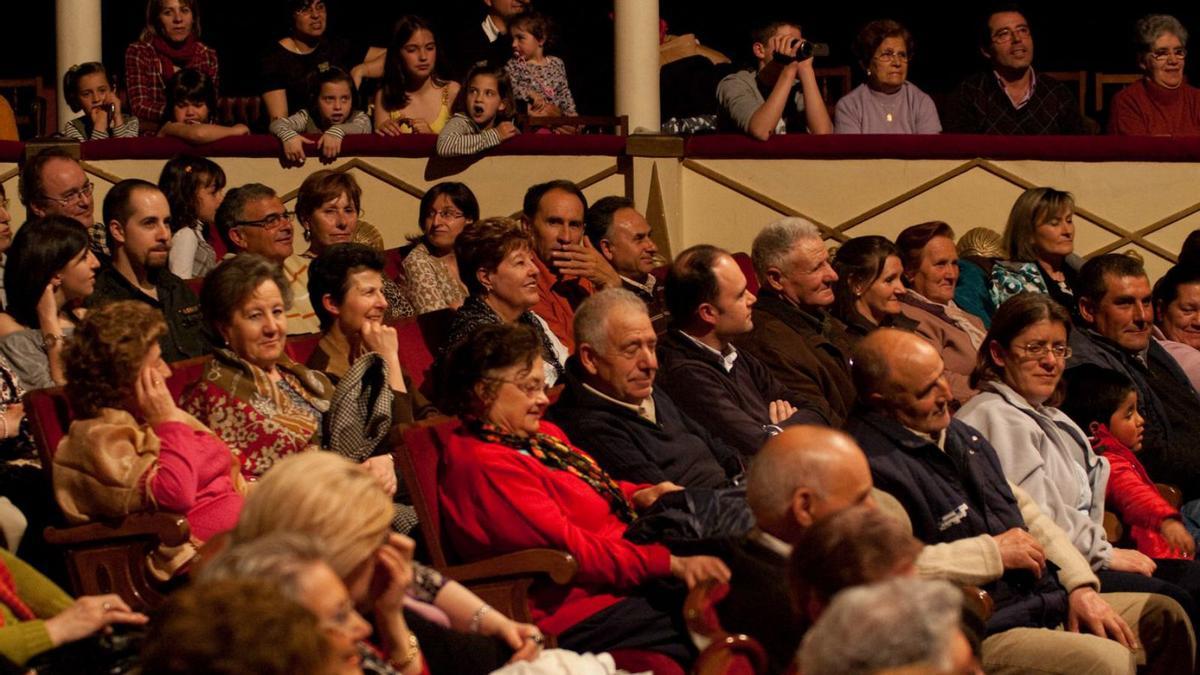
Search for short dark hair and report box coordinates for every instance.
[831,236,899,324]
[665,244,727,322]
[751,20,802,49]
[970,292,1072,389]
[19,147,79,208]
[1059,365,1138,435]
[584,195,636,249]
[5,215,91,326]
[306,243,385,331]
[307,67,357,128]
[63,62,111,113]
[509,10,555,50]
[200,254,292,328]
[295,170,361,226]
[164,68,217,123]
[521,179,588,221]
[102,178,161,231]
[979,3,1029,51]
[453,217,533,296]
[215,183,277,252]
[894,221,955,280]
[853,19,914,72]
[158,154,227,234]
[437,323,542,416]
[1153,264,1200,319]
[1179,229,1200,269]
[418,182,480,233]
[1076,254,1148,308]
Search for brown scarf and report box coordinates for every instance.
[208,349,334,448]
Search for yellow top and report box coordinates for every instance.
[387,85,452,134]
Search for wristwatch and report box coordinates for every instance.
[42,333,65,350]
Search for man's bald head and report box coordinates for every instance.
[746,425,875,543]
[852,329,953,435]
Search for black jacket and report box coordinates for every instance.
[88,266,213,363]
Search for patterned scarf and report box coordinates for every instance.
[446,295,565,379]
[207,348,334,447]
[465,418,637,524]
[0,558,35,625]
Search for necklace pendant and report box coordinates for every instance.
[886,112,894,123]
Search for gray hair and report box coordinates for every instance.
[573,288,650,354]
[215,183,279,249]
[798,578,963,675]
[751,217,823,282]
[1136,14,1189,54]
[199,531,329,603]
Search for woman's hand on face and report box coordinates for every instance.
[371,534,416,618]
[44,594,148,647]
[361,320,399,358]
[363,454,398,497]
[631,481,684,511]
[36,282,60,324]
[135,362,184,426]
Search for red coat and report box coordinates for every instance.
[436,419,671,636]
[1093,424,1186,560]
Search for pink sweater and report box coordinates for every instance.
[150,421,244,541]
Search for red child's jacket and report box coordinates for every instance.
[1093,423,1189,560]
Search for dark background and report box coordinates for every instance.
[4,1,1198,117]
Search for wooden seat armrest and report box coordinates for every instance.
[441,549,578,586]
[44,512,191,547]
[1156,483,1184,509]
[962,585,994,621]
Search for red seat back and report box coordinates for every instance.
[25,387,72,475]
[731,251,759,295]
[286,333,323,365]
[394,308,456,399]
[166,355,211,400]
[397,419,456,568]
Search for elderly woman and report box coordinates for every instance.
[229,451,546,674]
[1110,15,1200,135]
[833,19,941,134]
[956,293,1200,624]
[435,323,730,666]
[444,217,568,386]
[1153,264,1200,391]
[55,301,245,575]
[993,187,1077,314]
[896,221,986,405]
[124,0,220,130]
[402,182,476,314]
[830,235,913,341]
[284,170,412,335]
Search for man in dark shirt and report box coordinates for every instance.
[584,197,669,335]
[943,6,1086,134]
[89,179,211,363]
[444,0,528,81]
[19,147,109,261]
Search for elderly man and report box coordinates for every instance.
[733,217,855,426]
[547,289,742,488]
[657,244,823,457]
[521,180,619,351]
[943,6,1086,134]
[584,197,668,335]
[1067,254,1200,500]
[89,179,211,363]
[716,19,833,139]
[18,146,109,259]
[214,183,295,266]
[847,328,1193,675]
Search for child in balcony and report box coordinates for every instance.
[269,67,371,164]
[504,11,577,126]
[157,69,250,145]
[435,64,518,157]
[159,154,226,279]
[61,62,140,141]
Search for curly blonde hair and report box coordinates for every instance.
[64,300,166,418]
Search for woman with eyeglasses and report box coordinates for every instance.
[957,293,1200,622]
[401,182,477,315]
[1110,14,1200,135]
[833,19,941,134]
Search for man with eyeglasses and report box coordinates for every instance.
[18,147,110,260]
[1068,254,1200,501]
[214,183,295,266]
[88,179,212,362]
[943,5,1087,135]
[584,197,668,336]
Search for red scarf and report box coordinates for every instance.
[0,558,35,625]
[150,34,201,80]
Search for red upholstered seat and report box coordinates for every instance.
[731,252,759,295]
[394,308,456,400]
[165,355,210,400]
[685,581,769,675]
[285,332,322,365]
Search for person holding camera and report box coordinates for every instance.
[716,20,833,140]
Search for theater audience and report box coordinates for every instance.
[1152,264,1200,391]
[1109,15,1200,136]
[402,181,476,314]
[60,62,139,140]
[734,218,855,426]
[444,0,529,81]
[214,183,294,265]
[55,301,245,572]
[435,64,519,156]
[548,289,742,488]
[158,154,225,279]
[716,19,833,139]
[584,197,668,335]
[19,147,108,260]
[434,322,729,666]
[834,19,941,134]
[505,11,578,122]
[830,235,914,340]
[89,179,212,363]
[445,216,568,385]
[371,16,459,135]
[953,226,1008,328]
[0,216,100,389]
[1067,254,1200,500]
[998,186,1079,314]
[657,244,824,458]
[943,6,1086,135]
[124,0,219,130]
[156,69,250,144]
[269,67,371,164]
[896,221,986,404]
[847,327,1194,674]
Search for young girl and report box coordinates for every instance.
[435,64,518,157]
[1062,367,1197,560]
[268,67,371,164]
[373,15,460,136]
[504,11,577,119]
[61,62,140,140]
[158,155,227,279]
[157,69,250,145]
